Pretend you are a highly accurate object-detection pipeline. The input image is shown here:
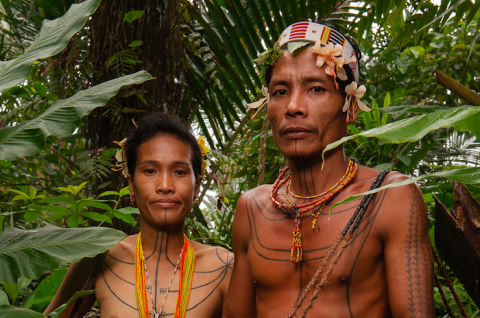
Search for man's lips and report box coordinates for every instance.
[152,199,179,208]
[282,127,312,139]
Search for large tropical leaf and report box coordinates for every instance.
[0,305,45,318]
[0,0,100,92]
[0,226,127,284]
[0,70,153,161]
[0,290,94,318]
[322,107,480,161]
[329,167,480,213]
[29,268,67,312]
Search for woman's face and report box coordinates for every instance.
[128,134,200,228]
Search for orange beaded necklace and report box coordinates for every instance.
[270,159,358,262]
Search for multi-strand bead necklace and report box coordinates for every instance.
[135,232,196,318]
[270,158,358,262]
[143,244,182,317]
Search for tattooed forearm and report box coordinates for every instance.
[405,187,432,316]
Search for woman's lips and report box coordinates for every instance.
[153,199,179,208]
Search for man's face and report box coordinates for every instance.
[267,47,348,159]
[128,134,200,228]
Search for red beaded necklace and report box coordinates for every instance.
[270,159,358,262]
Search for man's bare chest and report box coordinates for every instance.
[244,187,388,291]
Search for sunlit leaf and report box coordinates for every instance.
[0,0,101,93]
[323,107,480,162]
[0,71,153,161]
[0,226,126,284]
[330,167,480,213]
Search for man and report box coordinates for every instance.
[223,22,433,317]
[45,113,233,318]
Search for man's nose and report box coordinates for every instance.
[285,91,308,117]
[157,172,174,194]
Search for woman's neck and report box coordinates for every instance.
[139,221,186,260]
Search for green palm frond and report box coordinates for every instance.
[183,0,477,150]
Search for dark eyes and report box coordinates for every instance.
[272,89,288,96]
[311,86,325,93]
[144,169,155,174]
[174,170,187,176]
[272,87,324,95]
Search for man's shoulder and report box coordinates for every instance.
[354,166,416,195]
[245,183,272,196]
[239,184,272,203]
[354,166,423,217]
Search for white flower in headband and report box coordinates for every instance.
[247,86,269,119]
[112,138,128,178]
[312,42,343,68]
[312,41,354,87]
[342,82,370,122]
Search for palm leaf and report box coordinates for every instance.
[0,71,153,161]
[323,107,480,162]
[330,167,480,214]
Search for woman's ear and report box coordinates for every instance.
[194,180,201,199]
[127,174,135,198]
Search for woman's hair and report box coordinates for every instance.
[264,21,362,101]
[124,112,202,182]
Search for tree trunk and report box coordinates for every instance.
[84,0,188,189]
[434,181,480,308]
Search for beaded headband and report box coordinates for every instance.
[278,22,359,83]
[249,22,371,121]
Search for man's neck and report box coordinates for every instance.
[139,221,185,261]
[287,150,350,197]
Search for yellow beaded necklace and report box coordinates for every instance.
[135,232,196,318]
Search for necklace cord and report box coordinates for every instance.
[270,159,358,263]
[135,233,196,318]
[288,169,390,318]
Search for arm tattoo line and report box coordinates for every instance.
[406,187,430,317]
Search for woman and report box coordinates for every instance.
[45,113,233,318]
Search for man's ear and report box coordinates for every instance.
[127,174,135,198]
[347,107,359,123]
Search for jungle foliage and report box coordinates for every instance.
[0,0,479,316]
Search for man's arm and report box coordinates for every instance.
[43,254,101,318]
[381,178,434,317]
[223,192,257,318]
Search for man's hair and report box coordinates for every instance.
[264,21,362,101]
[124,112,202,182]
